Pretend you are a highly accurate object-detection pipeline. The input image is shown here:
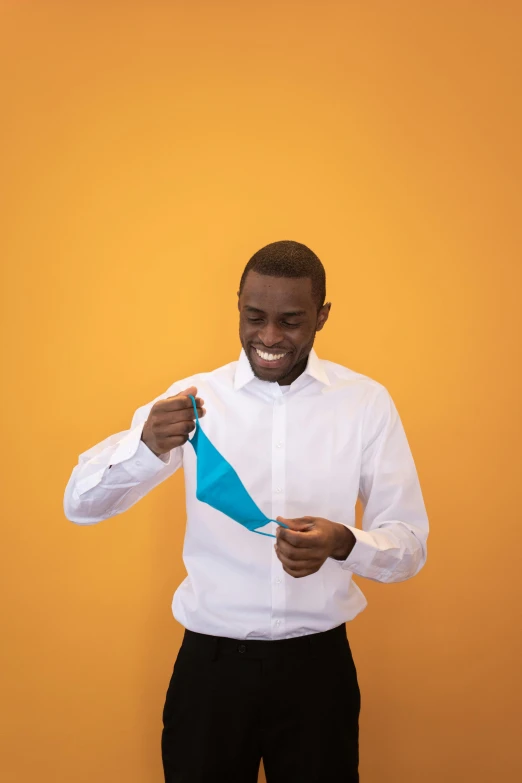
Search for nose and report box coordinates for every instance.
[258,323,285,347]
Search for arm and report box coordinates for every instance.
[275,386,429,583]
[340,385,429,583]
[64,381,205,525]
[63,391,183,525]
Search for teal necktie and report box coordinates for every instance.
[188,395,288,538]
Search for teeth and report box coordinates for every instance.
[255,348,287,362]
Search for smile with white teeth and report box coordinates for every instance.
[255,348,288,362]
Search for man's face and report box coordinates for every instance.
[238,272,330,385]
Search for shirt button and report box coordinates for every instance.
[275,487,282,493]
[275,619,281,626]
[276,442,283,449]
[238,644,246,654]
[136,460,142,467]
[275,578,282,584]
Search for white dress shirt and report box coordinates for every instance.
[64,349,429,640]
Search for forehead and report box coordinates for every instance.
[240,272,315,312]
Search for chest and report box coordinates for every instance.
[191,386,365,517]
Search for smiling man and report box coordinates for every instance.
[64,240,429,783]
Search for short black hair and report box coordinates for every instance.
[239,240,326,309]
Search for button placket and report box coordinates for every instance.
[271,398,287,634]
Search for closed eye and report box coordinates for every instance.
[246,317,301,328]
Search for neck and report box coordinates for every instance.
[277,354,309,386]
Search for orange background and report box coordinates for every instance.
[1,2,521,782]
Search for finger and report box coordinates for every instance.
[275,537,317,561]
[276,526,315,549]
[160,397,196,412]
[154,386,198,407]
[178,386,198,397]
[277,556,317,578]
[158,406,205,422]
[159,434,190,449]
[275,546,319,571]
[279,558,319,576]
[160,395,205,413]
[181,391,205,411]
[160,420,197,437]
[277,516,315,532]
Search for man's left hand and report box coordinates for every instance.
[274,516,356,578]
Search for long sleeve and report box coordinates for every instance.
[341,385,429,583]
[64,386,184,525]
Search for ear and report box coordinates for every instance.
[237,291,241,311]
[316,302,331,332]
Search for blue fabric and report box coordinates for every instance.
[187,395,288,538]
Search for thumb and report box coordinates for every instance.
[276,516,315,532]
[177,386,198,398]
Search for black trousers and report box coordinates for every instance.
[162,624,360,782]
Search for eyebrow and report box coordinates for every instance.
[245,306,307,317]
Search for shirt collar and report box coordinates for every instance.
[234,348,330,390]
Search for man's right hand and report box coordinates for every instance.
[141,386,205,456]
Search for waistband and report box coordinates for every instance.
[181,624,349,661]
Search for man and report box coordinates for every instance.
[64,240,429,783]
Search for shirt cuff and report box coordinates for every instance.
[338,525,380,573]
[110,429,172,481]
[75,427,172,498]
